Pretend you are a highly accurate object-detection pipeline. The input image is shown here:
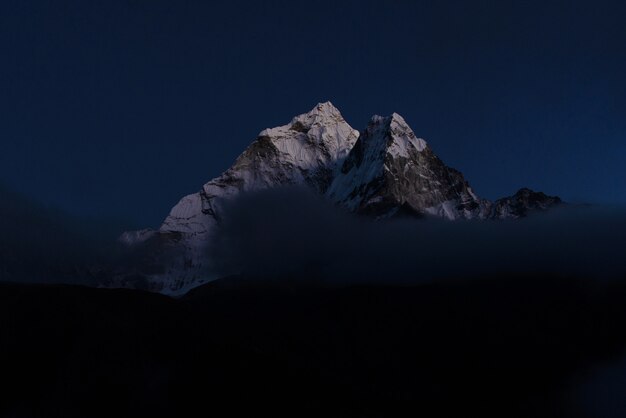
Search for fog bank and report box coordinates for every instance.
[210,187,626,284]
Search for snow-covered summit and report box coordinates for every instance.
[369,113,428,157]
[289,101,345,127]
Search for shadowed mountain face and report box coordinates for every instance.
[2,275,626,418]
[112,103,562,295]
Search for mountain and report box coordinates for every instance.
[110,102,562,294]
[327,113,490,219]
[491,188,563,219]
[111,102,359,293]
[160,101,358,238]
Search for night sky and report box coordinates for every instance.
[1,0,625,227]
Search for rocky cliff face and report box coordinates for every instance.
[109,102,563,294]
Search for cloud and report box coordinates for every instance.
[209,187,626,284]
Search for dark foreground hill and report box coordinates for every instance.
[2,275,626,418]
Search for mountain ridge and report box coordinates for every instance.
[110,102,563,294]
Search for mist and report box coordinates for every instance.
[209,187,626,284]
[3,181,626,288]
[0,183,132,285]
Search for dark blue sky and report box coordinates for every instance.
[1,0,625,227]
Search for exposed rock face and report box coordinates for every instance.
[327,113,491,219]
[110,102,564,294]
[491,188,563,219]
